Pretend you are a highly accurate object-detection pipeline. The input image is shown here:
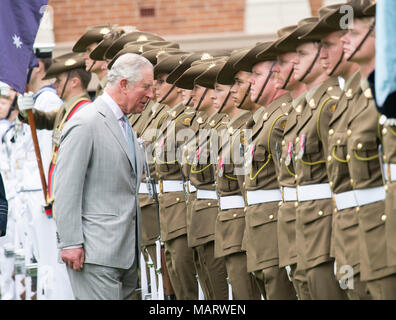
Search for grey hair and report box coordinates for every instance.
[106,53,153,89]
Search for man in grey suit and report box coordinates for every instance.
[53,53,154,300]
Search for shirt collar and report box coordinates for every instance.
[101,91,125,121]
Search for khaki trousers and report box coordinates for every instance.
[164,234,198,300]
[224,252,262,300]
[193,241,229,300]
[253,266,297,300]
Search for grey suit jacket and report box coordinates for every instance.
[53,97,143,269]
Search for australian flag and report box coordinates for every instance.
[0,0,48,93]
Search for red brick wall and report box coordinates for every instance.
[308,0,323,16]
[48,0,245,43]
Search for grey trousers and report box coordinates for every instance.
[67,259,138,300]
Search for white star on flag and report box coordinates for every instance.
[12,34,23,48]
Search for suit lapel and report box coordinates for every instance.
[97,101,135,171]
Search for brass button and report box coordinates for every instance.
[329,181,333,188]
[318,210,324,216]
[381,214,387,221]
[382,128,388,135]
[337,139,341,145]
[278,201,283,207]
[329,129,334,136]
[176,197,180,202]
[357,143,363,150]
[208,202,211,206]
[269,214,274,220]
[347,129,352,136]
[233,213,238,217]
[356,206,360,213]
[327,155,332,162]
[294,201,299,208]
[350,178,354,186]
[282,140,286,146]
[346,154,351,161]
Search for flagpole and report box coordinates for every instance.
[25,72,48,204]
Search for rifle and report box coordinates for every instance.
[138,138,175,300]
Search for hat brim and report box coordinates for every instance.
[275,22,319,52]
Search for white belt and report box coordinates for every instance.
[383,163,396,182]
[354,186,385,206]
[161,180,184,193]
[139,182,159,194]
[282,187,297,202]
[187,181,197,193]
[219,195,245,210]
[197,189,218,200]
[246,189,282,206]
[333,190,358,210]
[297,183,332,202]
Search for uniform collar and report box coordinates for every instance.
[64,92,90,113]
[227,109,250,129]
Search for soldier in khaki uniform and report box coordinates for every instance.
[256,25,310,299]
[17,52,92,214]
[300,3,371,299]
[211,50,262,300]
[338,0,396,299]
[229,42,296,299]
[72,25,115,99]
[176,60,230,300]
[274,17,347,299]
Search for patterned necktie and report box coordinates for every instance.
[122,115,137,172]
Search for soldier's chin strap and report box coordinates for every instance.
[190,88,209,124]
[159,84,176,104]
[282,66,294,90]
[329,51,345,77]
[254,61,276,104]
[218,89,232,113]
[60,70,72,100]
[88,60,96,72]
[299,42,322,82]
[186,96,193,107]
[237,83,251,109]
[346,21,376,62]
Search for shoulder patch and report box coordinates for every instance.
[280,120,287,129]
[330,104,337,113]
[183,117,191,125]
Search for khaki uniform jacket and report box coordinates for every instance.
[381,115,396,267]
[95,76,107,99]
[214,110,252,258]
[277,93,306,268]
[243,93,292,272]
[326,71,362,279]
[293,77,341,270]
[135,101,170,247]
[186,112,229,248]
[155,102,195,241]
[20,92,91,132]
[343,79,396,281]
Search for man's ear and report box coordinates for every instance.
[70,76,81,89]
[119,78,129,92]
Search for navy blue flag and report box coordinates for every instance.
[0,0,48,93]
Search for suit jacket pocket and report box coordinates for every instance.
[159,192,187,240]
[215,209,245,256]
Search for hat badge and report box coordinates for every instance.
[100,27,111,35]
[64,58,77,66]
[201,53,213,60]
[137,35,148,42]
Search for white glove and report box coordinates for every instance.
[17,92,35,117]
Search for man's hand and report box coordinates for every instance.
[17,92,35,117]
[61,247,85,272]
